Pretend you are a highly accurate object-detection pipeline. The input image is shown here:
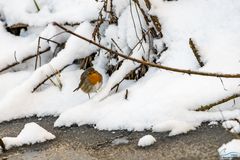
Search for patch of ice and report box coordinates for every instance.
[218,139,240,159]
[112,137,129,146]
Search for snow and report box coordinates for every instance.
[222,120,240,133]
[0,0,101,26]
[218,139,240,159]
[1,122,55,151]
[208,121,218,126]
[138,135,156,147]
[0,0,240,136]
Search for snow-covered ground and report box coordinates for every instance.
[0,0,239,136]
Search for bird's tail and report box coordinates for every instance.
[73,84,81,92]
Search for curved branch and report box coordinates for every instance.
[53,22,240,78]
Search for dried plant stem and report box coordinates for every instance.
[33,0,40,12]
[111,65,142,92]
[189,38,204,67]
[32,64,70,93]
[53,22,240,78]
[136,0,163,38]
[35,37,41,70]
[125,89,129,100]
[0,47,50,73]
[149,15,163,38]
[196,94,240,111]
[35,37,62,70]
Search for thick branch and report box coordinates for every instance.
[0,47,50,73]
[53,22,240,78]
[196,94,240,111]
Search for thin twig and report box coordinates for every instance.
[111,38,123,52]
[0,47,50,73]
[111,65,141,91]
[128,29,150,56]
[32,64,70,92]
[48,64,63,90]
[129,0,145,53]
[219,77,227,91]
[133,0,144,32]
[196,94,240,111]
[39,36,61,46]
[33,0,40,12]
[133,0,150,26]
[53,22,240,78]
[35,36,63,70]
[48,31,67,41]
[125,89,129,100]
[14,51,18,62]
[111,78,124,93]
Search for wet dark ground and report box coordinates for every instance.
[0,117,237,160]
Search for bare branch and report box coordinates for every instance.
[196,94,240,111]
[53,22,240,78]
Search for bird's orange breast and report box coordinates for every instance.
[88,73,102,85]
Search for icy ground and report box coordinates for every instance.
[0,0,240,136]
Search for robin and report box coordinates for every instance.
[73,67,103,98]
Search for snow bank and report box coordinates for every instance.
[0,0,240,136]
[1,122,55,151]
[54,0,240,134]
[138,135,156,147]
